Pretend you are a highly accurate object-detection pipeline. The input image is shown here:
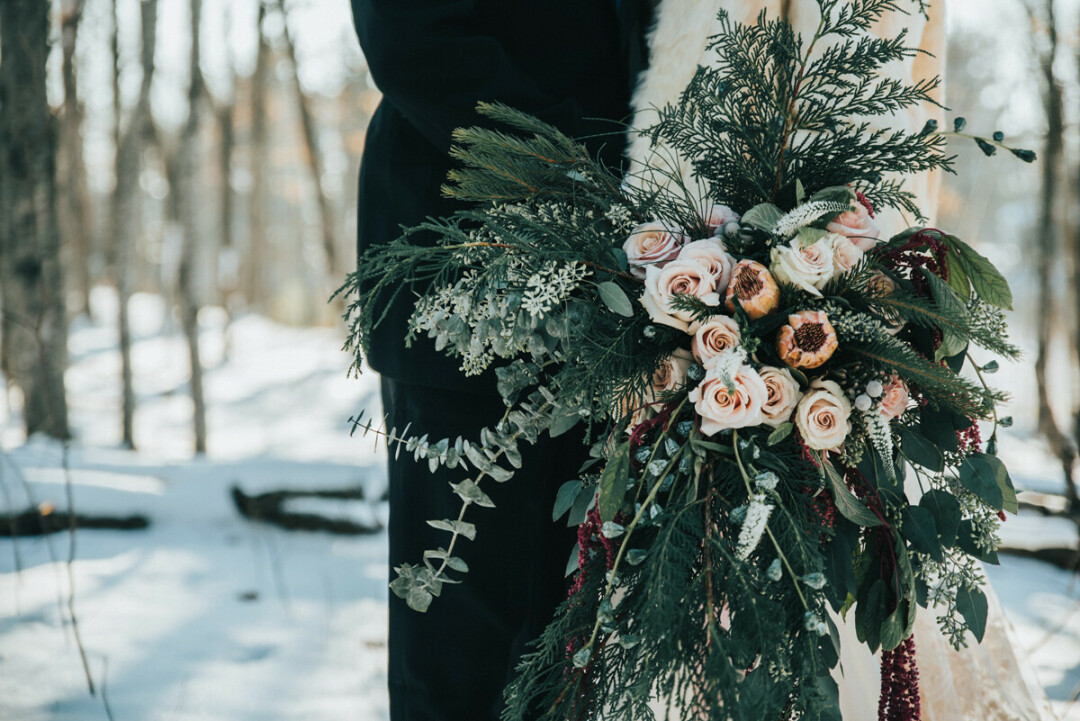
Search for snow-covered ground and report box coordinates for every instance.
[1,290,1079,720]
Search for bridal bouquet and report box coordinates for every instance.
[338,1,1034,719]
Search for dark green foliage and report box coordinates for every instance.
[647,0,948,219]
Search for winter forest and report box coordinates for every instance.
[2,0,1080,718]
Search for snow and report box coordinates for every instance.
[1,289,1079,720]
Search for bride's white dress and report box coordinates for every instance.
[627,1,1056,717]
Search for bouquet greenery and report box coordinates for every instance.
[337,1,1034,718]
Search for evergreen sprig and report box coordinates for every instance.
[647,0,949,219]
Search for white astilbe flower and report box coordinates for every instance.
[735,493,773,560]
[773,201,850,239]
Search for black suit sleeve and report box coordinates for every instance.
[351,0,591,153]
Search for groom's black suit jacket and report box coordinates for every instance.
[351,0,651,393]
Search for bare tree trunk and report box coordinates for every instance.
[0,0,71,439]
[1073,30,1080,454]
[212,4,238,317]
[1031,0,1079,508]
[245,0,271,309]
[176,0,208,454]
[59,0,92,317]
[215,103,236,303]
[111,0,160,450]
[277,0,341,277]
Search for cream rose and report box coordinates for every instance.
[619,350,695,432]
[794,379,852,451]
[770,237,834,296]
[640,258,722,332]
[689,364,769,435]
[878,376,910,420]
[759,366,802,428]
[828,232,864,275]
[692,315,741,369]
[867,271,897,297]
[623,221,685,279]
[678,238,736,295]
[826,202,881,252]
[653,348,694,393]
[703,203,741,236]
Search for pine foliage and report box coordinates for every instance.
[648,0,947,219]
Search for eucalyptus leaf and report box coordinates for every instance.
[406,587,433,613]
[767,422,794,446]
[549,410,581,438]
[958,454,1005,510]
[599,442,632,523]
[427,518,477,541]
[450,478,496,508]
[898,425,945,472]
[947,235,1013,310]
[553,480,582,521]
[956,585,989,642]
[918,490,961,547]
[597,281,634,317]
[741,202,785,233]
[901,506,942,562]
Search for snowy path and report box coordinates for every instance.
[1,294,1078,720]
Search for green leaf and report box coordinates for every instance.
[880,600,910,652]
[945,251,971,300]
[897,426,945,472]
[855,578,888,652]
[809,185,856,205]
[919,406,961,453]
[741,202,785,233]
[956,585,988,642]
[920,269,970,361]
[821,458,882,527]
[901,506,942,562]
[426,518,478,541]
[796,226,828,248]
[424,548,469,573]
[450,478,496,508]
[549,409,581,438]
[767,422,794,446]
[565,542,581,576]
[567,485,595,527]
[406,587,433,613]
[599,442,631,523]
[958,454,1004,510]
[597,281,634,317]
[553,480,581,521]
[970,452,1016,514]
[486,464,514,482]
[947,235,1013,310]
[919,490,961,547]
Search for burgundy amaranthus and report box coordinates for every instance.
[878,635,921,721]
[957,422,982,454]
[565,505,622,662]
[878,229,950,295]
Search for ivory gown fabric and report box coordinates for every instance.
[626,1,1056,718]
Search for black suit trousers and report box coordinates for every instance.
[381,378,586,721]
